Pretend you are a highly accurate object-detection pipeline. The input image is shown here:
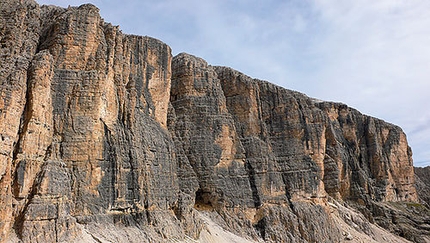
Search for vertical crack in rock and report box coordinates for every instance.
[101,120,117,210]
[245,161,262,208]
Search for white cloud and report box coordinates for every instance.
[304,0,430,167]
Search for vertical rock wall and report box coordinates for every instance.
[0,2,196,242]
[170,54,255,209]
[0,1,423,242]
[0,0,42,240]
[170,58,418,241]
[214,66,417,205]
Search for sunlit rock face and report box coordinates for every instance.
[0,1,426,243]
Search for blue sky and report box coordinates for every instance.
[36,0,430,167]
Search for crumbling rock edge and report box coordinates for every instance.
[0,1,429,242]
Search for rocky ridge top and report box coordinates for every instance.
[0,1,429,242]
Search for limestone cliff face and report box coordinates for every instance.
[0,1,427,243]
[214,66,416,204]
[170,55,424,242]
[1,2,185,242]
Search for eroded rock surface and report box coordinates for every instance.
[415,166,430,207]
[0,1,428,242]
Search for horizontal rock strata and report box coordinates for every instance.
[0,1,428,242]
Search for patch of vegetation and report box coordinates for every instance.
[405,202,425,209]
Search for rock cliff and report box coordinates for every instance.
[415,167,430,207]
[0,1,429,242]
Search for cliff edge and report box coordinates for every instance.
[0,1,429,242]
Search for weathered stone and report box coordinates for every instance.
[170,53,254,210]
[0,0,426,242]
[415,166,430,207]
[1,1,192,242]
[0,0,43,239]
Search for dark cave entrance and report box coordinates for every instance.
[194,188,214,210]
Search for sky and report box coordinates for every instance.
[36,0,430,167]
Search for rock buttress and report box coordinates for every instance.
[215,66,417,204]
[170,54,421,241]
[170,54,342,242]
[1,2,198,242]
[0,0,43,240]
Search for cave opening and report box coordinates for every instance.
[194,188,213,210]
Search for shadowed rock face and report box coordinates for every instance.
[0,1,427,243]
[415,166,430,206]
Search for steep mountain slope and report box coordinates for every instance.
[0,1,428,242]
[415,166,430,207]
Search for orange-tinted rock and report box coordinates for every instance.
[0,1,426,242]
[0,0,42,240]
